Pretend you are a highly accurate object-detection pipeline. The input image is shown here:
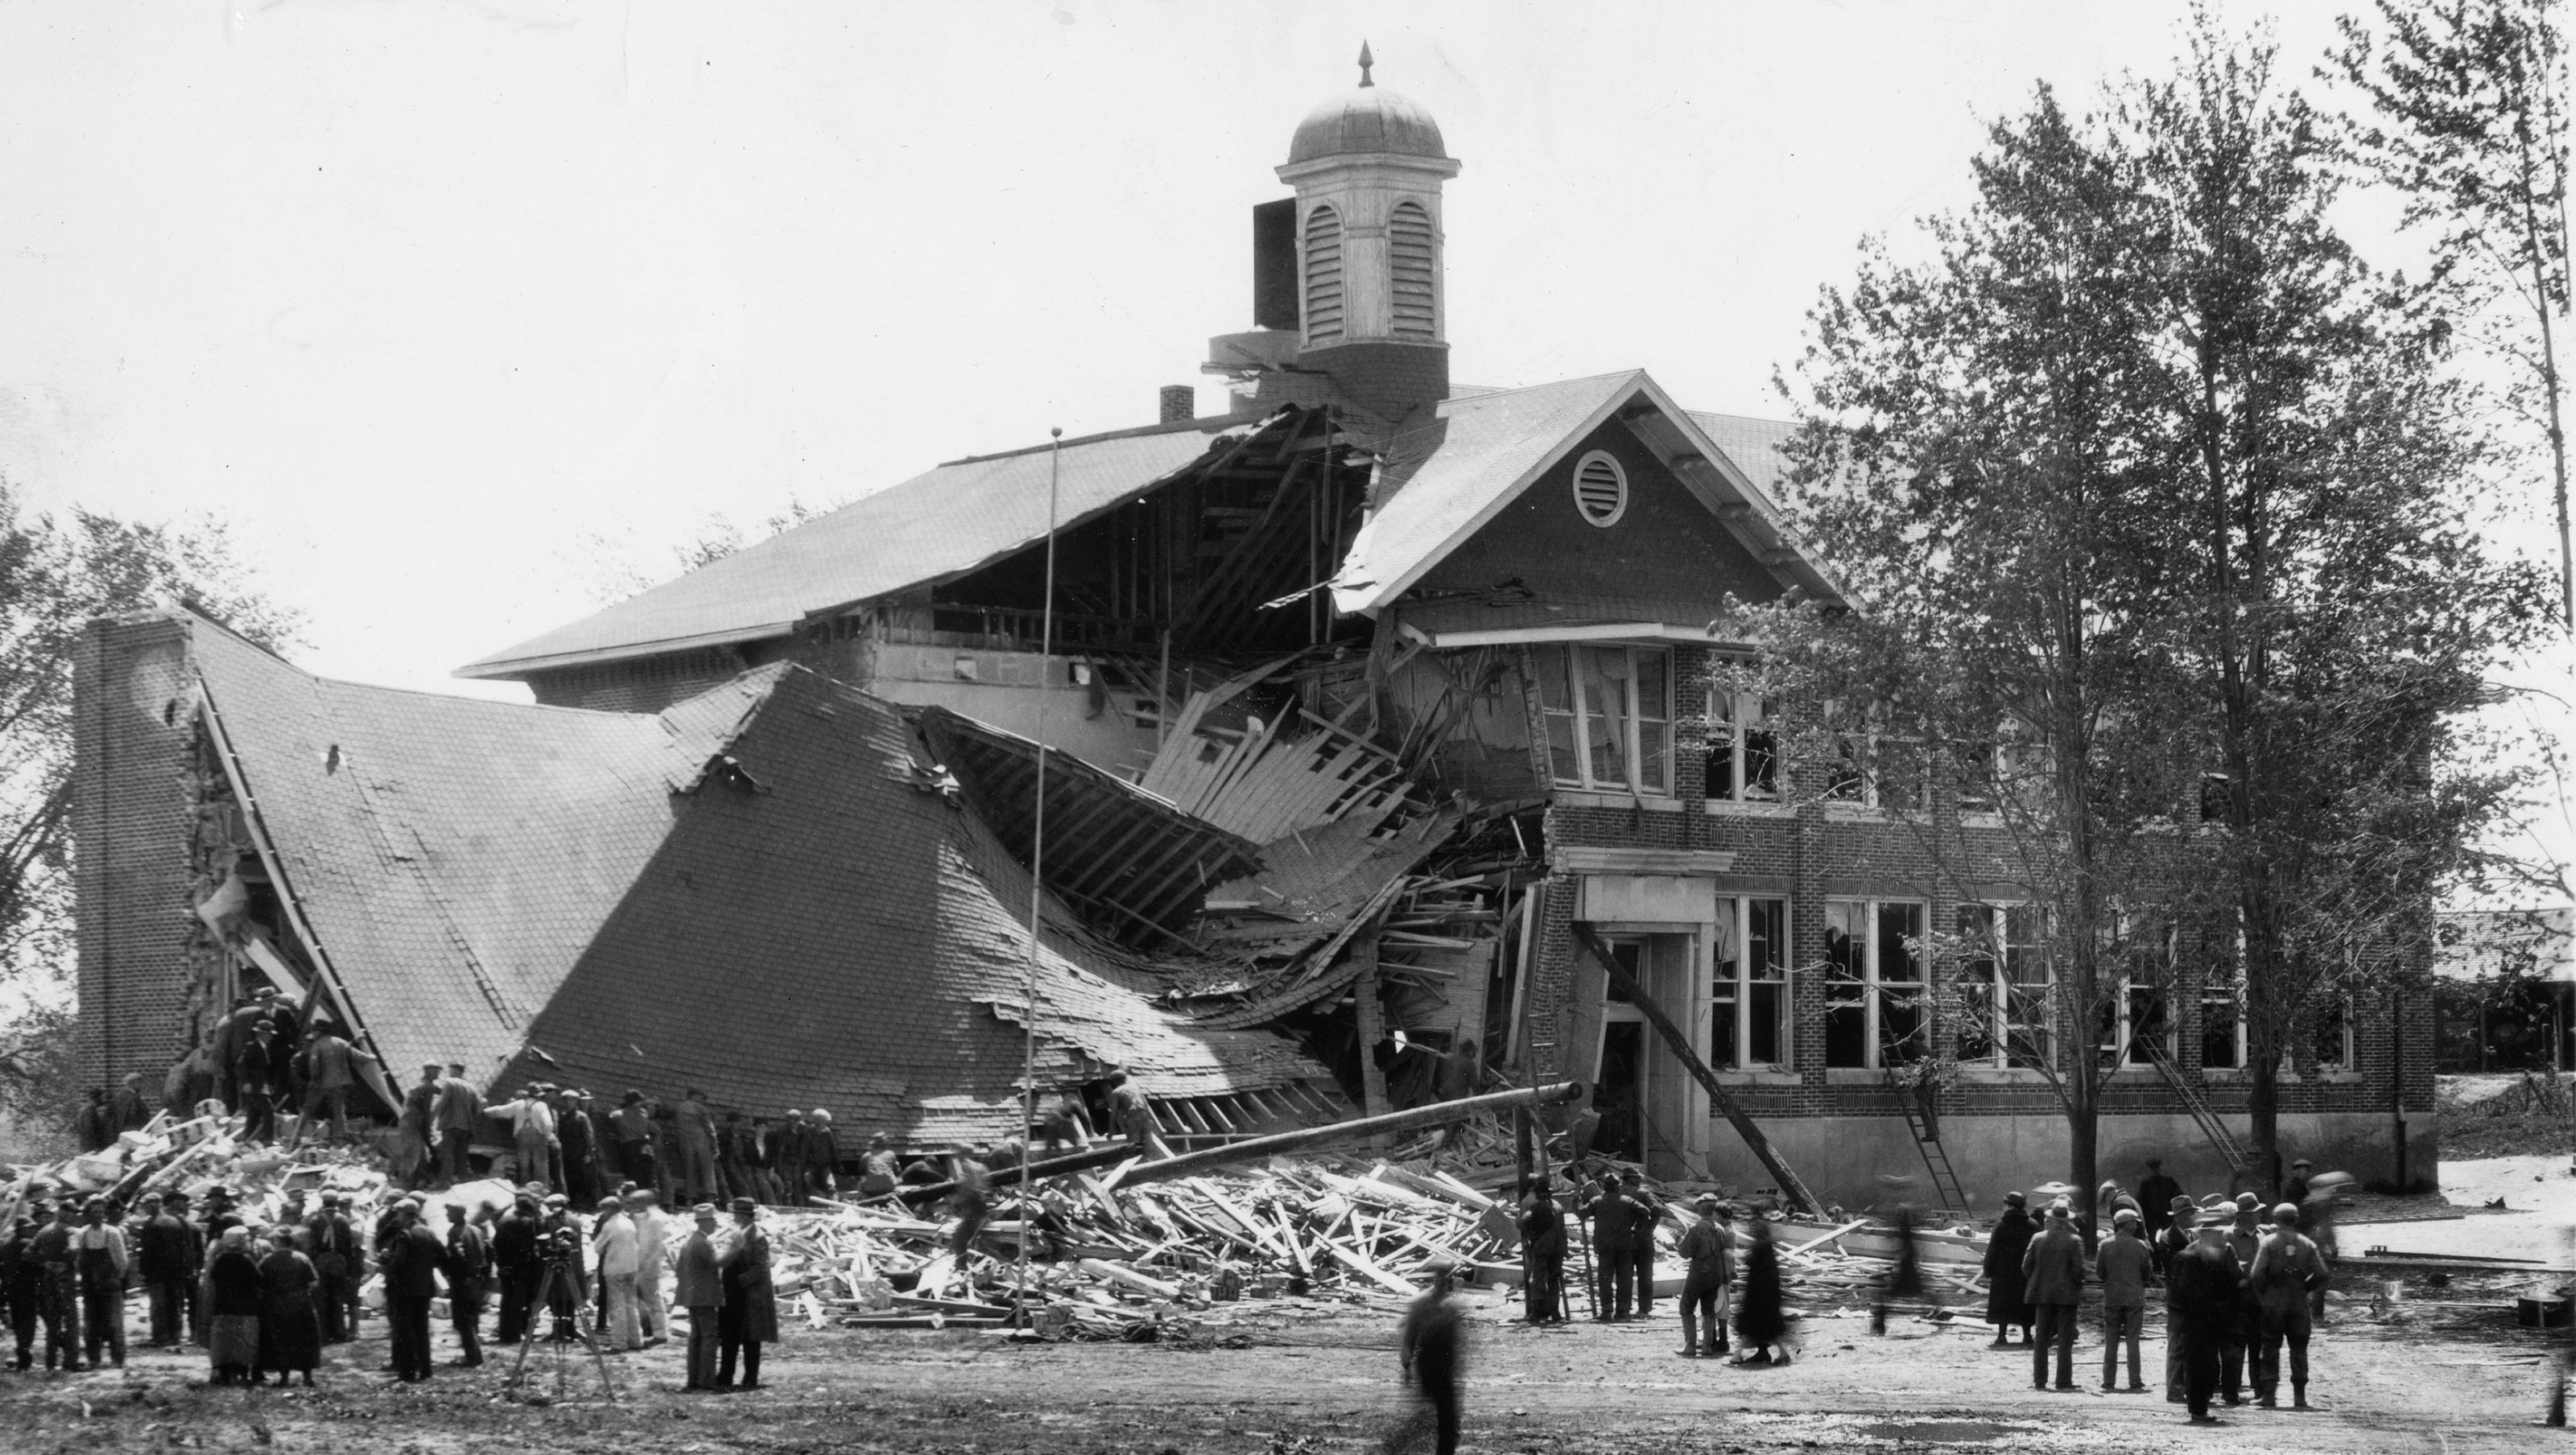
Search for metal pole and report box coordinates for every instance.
[1015,427,1064,1319]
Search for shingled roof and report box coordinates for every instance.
[456,418,1249,680]
[192,618,1331,1131]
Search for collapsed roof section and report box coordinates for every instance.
[187,615,1340,1139]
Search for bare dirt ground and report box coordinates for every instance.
[0,1276,2558,1455]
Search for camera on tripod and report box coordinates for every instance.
[539,1226,583,1265]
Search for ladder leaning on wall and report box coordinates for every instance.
[2140,1041,2253,1179]
[1883,1064,1969,1214]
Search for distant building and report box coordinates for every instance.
[77,56,2435,1197]
[2436,908,2574,1073]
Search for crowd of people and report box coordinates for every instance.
[0,1175,787,1394]
[1508,1152,2343,1424]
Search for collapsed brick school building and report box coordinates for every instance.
[74,61,2434,1202]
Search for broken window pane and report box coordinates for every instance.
[1537,646,1582,785]
[1957,905,2000,1064]
[1634,649,1669,794]
[1824,900,1867,1067]
[1576,646,1631,789]
[2201,961,2243,1070]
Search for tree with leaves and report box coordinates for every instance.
[2149,26,2551,1189]
[0,476,299,1136]
[2332,0,2574,630]
[1765,81,2201,1220]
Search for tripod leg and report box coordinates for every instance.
[506,1265,551,1392]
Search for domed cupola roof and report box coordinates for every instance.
[1286,43,1451,166]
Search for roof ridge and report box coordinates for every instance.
[939,412,1248,468]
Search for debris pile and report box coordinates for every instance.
[761,1156,1525,1337]
[1,1111,387,1228]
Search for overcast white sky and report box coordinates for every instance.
[0,1,2566,891]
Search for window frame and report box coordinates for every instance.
[1823,897,1929,1070]
[1538,643,1673,796]
[1955,902,2055,1070]
[2311,994,2355,1073]
[1703,662,1781,804]
[1820,705,1926,813]
[1710,896,1791,1072]
[2094,917,2177,1070]
[2200,947,2248,1072]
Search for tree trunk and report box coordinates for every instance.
[2245,1025,2281,1201]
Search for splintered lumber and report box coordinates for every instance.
[1080,1258,1182,1300]
[1112,1081,1585,1190]
[1573,925,1821,1217]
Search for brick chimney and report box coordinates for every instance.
[1159,385,1195,424]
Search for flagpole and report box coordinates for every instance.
[1015,426,1063,1324]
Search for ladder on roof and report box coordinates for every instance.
[2142,1041,2252,1177]
[1883,1064,1968,1214]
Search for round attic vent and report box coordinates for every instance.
[1571,451,1628,527]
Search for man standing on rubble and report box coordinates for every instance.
[111,1073,151,1135]
[485,1084,559,1193]
[1104,1073,1172,1160]
[610,1091,657,1190]
[719,1112,758,1204]
[769,1110,807,1203]
[555,1087,600,1206]
[1517,1177,1565,1325]
[74,1090,113,1153]
[671,1089,720,1205]
[1395,1267,1467,1455]
[805,1109,843,1199]
[434,1063,481,1188]
[293,1028,358,1145]
[2021,1200,2086,1391]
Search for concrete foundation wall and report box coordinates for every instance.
[1703,1111,2441,1210]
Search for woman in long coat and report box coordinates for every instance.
[1732,1217,1789,1366]
[715,1198,780,1391]
[205,1226,266,1385]
[1980,1192,2036,1348]
[256,1226,324,1385]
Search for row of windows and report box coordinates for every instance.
[1675,897,2351,1074]
[1539,643,2054,814]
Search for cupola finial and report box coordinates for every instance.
[1357,41,1374,88]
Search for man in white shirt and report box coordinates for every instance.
[590,1197,642,1351]
[484,1086,559,1193]
[625,1189,670,1347]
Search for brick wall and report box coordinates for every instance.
[74,614,201,1094]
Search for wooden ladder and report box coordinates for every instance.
[1883,1065,1969,1214]
[2142,1041,2252,1177]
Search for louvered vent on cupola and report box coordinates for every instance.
[1303,204,1344,345]
[1571,450,1629,527]
[1389,201,1436,339]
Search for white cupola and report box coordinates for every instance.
[1278,43,1460,352]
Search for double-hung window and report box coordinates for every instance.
[1538,645,1671,795]
[1825,899,1926,1068]
[1822,707,1924,811]
[1705,664,1780,803]
[2095,918,2175,1070]
[2200,957,2246,1070]
[2312,995,2353,1072]
[1957,904,2053,1069]
[1711,897,1790,1070]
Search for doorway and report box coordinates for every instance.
[1595,1020,1646,1161]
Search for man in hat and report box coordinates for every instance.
[137,1191,193,1350]
[165,1189,208,1346]
[2,1208,40,1369]
[611,1090,657,1190]
[391,1063,440,1191]
[432,1062,481,1189]
[804,1109,842,1199]
[308,1192,361,1342]
[555,1087,600,1206]
[378,1200,444,1382]
[769,1110,807,1204]
[293,1025,359,1146]
[719,1112,759,1205]
[1618,1170,1666,1318]
[674,1202,724,1390]
[2246,1202,2327,1409]
[2281,1159,2313,1217]
[1102,1072,1171,1160]
[2219,1192,2264,1405]
[627,1189,670,1346]
[485,1084,559,1193]
[26,1200,81,1370]
[74,1089,113,1153]
[1577,1170,1646,1321]
[1674,1195,1735,1357]
[110,1072,152,1134]
[1517,1178,1566,1325]
[714,1197,777,1391]
[1396,1266,1468,1455]
[2097,1206,2152,1391]
[670,1089,720,1206]
[2168,1213,2243,1424]
[592,1195,642,1351]
[1981,1190,2036,1347]
[489,1191,540,1346]
[2138,1158,2182,1264]
[2021,1200,2085,1391]
[441,1203,489,1366]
